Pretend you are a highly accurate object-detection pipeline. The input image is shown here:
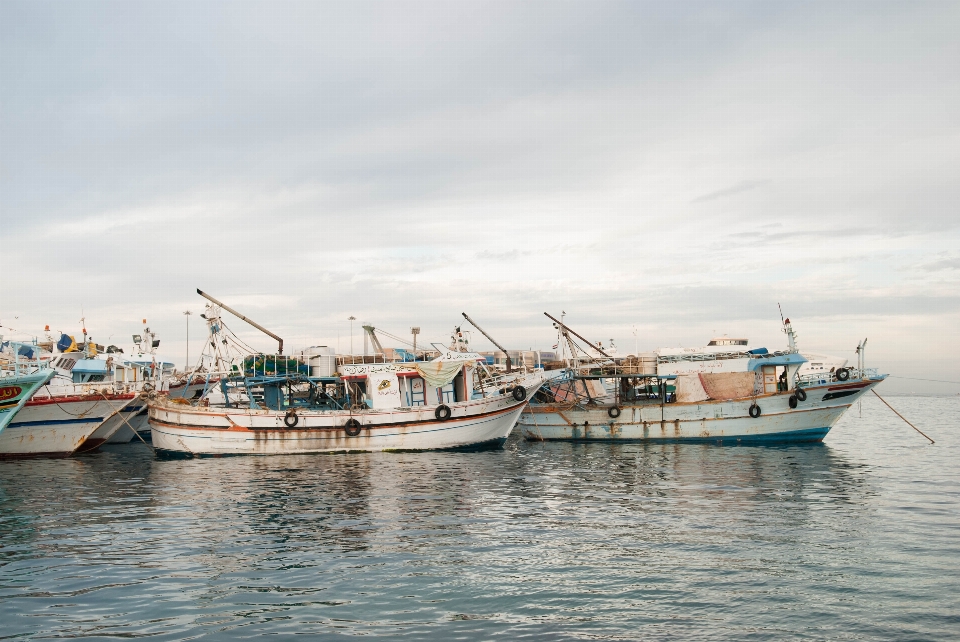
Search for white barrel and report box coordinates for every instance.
[303,346,337,377]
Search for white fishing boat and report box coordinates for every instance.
[149,295,545,456]
[518,319,885,444]
[151,352,544,456]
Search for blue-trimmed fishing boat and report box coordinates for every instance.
[518,319,886,444]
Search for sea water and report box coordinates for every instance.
[1,395,958,640]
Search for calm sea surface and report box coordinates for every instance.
[1,395,958,640]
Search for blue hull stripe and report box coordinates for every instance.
[8,418,104,428]
[532,427,831,445]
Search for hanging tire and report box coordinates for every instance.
[795,387,807,402]
[284,410,299,428]
[435,404,452,421]
[749,403,762,418]
[608,406,622,419]
[512,386,527,401]
[344,418,362,436]
[836,368,850,381]
[789,395,798,409]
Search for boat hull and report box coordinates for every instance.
[150,380,543,456]
[0,394,135,458]
[106,408,151,443]
[518,378,883,444]
[75,400,146,452]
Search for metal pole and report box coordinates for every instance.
[461,312,512,373]
[196,289,283,354]
[183,310,192,371]
[348,316,356,363]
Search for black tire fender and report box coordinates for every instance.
[284,410,299,428]
[608,406,622,419]
[435,404,452,421]
[836,368,850,381]
[795,387,807,402]
[749,403,762,418]
[344,418,362,436]
[512,386,527,402]
[788,395,798,409]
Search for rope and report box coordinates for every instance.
[97,390,152,448]
[888,376,960,385]
[872,390,935,444]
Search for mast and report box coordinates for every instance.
[196,289,284,354]
[461,312,512,373]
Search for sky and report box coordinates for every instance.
[2,1,958,393]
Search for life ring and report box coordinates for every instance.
[512,386,527,401]
[749,403,762,418]
[795,388,807,402]
[608,406,622,419]
[788,395,798,409]
[284,410,299,428]
[435,404,452,421]
[344,418,362,436]
[836,368,850,381]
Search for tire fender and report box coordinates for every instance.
[344,418,362,436]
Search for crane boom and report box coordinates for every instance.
[196,289,284,354]
[461,312,512,372]
[543,312,610,358]
[361,325,385,357]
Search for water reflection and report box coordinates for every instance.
[0,400,954,641]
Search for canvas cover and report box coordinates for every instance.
[415,361,464,389]
[698,372,760,400]
[675,373,711,402]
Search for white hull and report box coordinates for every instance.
[519,378,884,444]
[0,393,134,457]
[150,377,544,456]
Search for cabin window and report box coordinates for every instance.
[407,377,426,406]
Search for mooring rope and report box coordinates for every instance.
[872,390,934,444]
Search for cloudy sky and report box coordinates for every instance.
[2,1,958,392]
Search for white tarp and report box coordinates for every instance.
[415,361,464,389]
